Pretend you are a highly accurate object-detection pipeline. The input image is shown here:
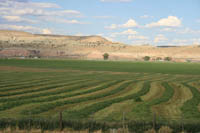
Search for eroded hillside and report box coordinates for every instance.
[0,30,200,62]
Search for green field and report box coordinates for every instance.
[0,59,200,131]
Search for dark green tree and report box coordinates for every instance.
[103,53,109,60]
[164,57,172,61]
[143,56,150,61]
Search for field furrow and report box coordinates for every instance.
[0,80,119,111]
[0,79,102,105]
[181,83,200,119]
[0,79,92,98]
[141,82,165,101]
[152,83,193,119]
[21,80,135,115]
[130,82,174,120]
[92,81,145,121]
[62,81,151,119]
[0,59,200,126]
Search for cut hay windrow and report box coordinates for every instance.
[21,80,135,115]
[0,72,103,92]
[0,78,93,97]
[181,83,200,119]
[0,72,59,86]
[0,76,91,93]
[0,59,199,124]
[0,74,70,89]
[63,81,151,119]
[0,80,120,111]
[0,79,100,103]
[131,82,174,119]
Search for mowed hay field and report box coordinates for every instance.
[0,59,200,124]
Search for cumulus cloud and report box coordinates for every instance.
[173,39,188,44]
[43,17,85,24]
[111,29,137,37]
[0,0,83,25]
[191,38,200,45]
[128,35,149,40]
[42,29,52,34]
[121,19,138,28]
[0,24,53,34]
[105,24,118,29]
[0,24,41,33]
[161,27,200,34]
[178,28,200,34]
[161,28,177,32]
[154,34,168,43]
[121,29,137,34]
[146,16,181,28]
[105,19,138,29]
[2,15,37,23]
[100,0,132,2]
[0,0,59,9]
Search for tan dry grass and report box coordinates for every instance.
[158,126,173,133]
[144,129,156,133]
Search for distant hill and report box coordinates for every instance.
[0,30,200,62]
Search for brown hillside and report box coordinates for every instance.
[0,30,200,62]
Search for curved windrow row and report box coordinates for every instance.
[0,73,102,92]
[62,81,151,119]
[21,80,136,115]
[19,73,156,115]
[0,80,119,112]
[181,83,200,119]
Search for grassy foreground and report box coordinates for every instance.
[0,59,200,132]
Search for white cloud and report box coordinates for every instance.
[42,29,52,34]
[146,16,182,28]
[121,19,138,28]
[105,37,114,42]
[121,29,137,35]
[191,38,200,45]
[105,18,138,29]
[0,8,81,17]
[161,28,177,32]
[140,15,154,19]
[44,17,84,24]
[128,35,149,40]
[105,24,118,29]
[154,34,168,43]
[0,0,83,26]
[0,24,41,33]
[2,15,37,23]
[161,27,200,35]
[100,0,132,2]
[178,28,200,34]
[172,39,188,44]
[110,29,137,38]
[0,24,53,34]
[132,40,151,45]
[0,0,60,9]
[75,33,84,36]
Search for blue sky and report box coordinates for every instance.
[0,0,200,45]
